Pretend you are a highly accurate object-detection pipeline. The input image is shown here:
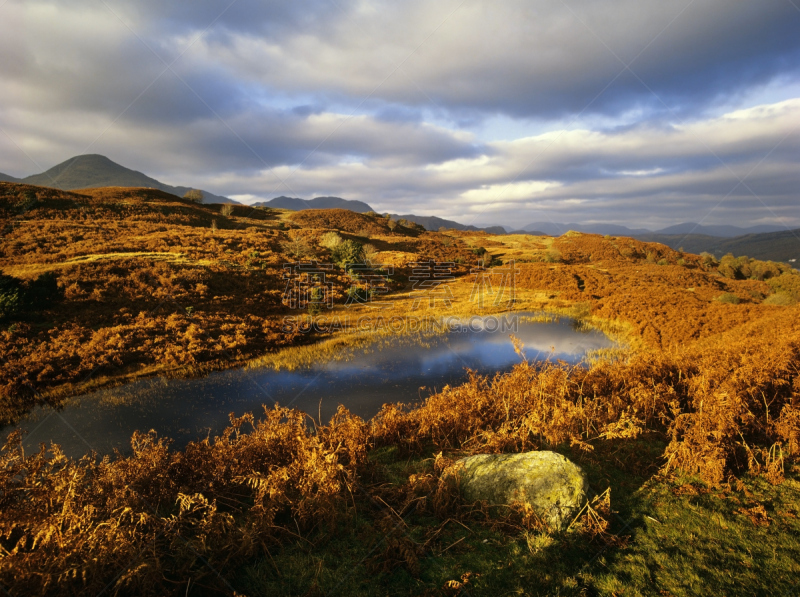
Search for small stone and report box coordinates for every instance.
[449,451,589,530]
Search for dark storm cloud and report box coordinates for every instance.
[180,0,800,120]
[0,0,797,229]
[4,1,799,137]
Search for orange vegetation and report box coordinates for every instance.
[0,183,479,422]
[1,183,799,594]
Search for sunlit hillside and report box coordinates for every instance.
[1,183,799,594]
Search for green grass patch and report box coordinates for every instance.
[232,442,800,596]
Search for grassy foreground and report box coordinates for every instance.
[239,451,800,596]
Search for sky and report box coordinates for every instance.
[1,0,799,229]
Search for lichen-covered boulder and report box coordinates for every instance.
[450,451,588,530]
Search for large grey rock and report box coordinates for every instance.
[450,451,588,530]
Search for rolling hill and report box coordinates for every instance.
[4,154,235,204]
[637,229,800,263]
[253,195,507,234]
[521,222,651,236]
[651,222,787,236]
[390,213,507,235]
[521,220,785,238]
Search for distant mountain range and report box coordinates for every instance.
[635,229,800,264]
[253,195,375,212]
[2,154,795,261]
[390,214,507,236]
[253,195,506,234]
[512,221,797,263]
[0,154,234,204]
[516,221,786,238]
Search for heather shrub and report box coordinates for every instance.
[183,189,204,203]
[767,271,800,302]
[715,292,740,304]
[0,275,21,320]
[718,253,750,279]
[764,292,795,306]
[544,248,562,263]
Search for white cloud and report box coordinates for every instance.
[460,181,562,204]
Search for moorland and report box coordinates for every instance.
[1,181,799,595]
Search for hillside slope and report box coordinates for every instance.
[637,228,800,263]
[523,221,785,237]
[13,154,235,204]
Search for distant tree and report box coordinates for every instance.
[363,243,378,263]
[319,231,343,249]
[397,219,425,232]
[331,239,365,269]
[281,236,314,259]
[184,189,204,203]
[699,252,718,269]
[221,204,234,216]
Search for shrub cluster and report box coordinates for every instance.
[331,239,365,268]
[0,272,63,321]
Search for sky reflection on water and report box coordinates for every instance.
[7,315,614,457]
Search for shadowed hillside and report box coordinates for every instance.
[254,195,375,212]
[637,228,800,263]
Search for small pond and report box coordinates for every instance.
[5,314,615,457]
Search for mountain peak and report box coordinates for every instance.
[9,154,235,204]
[22,154,160,191]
